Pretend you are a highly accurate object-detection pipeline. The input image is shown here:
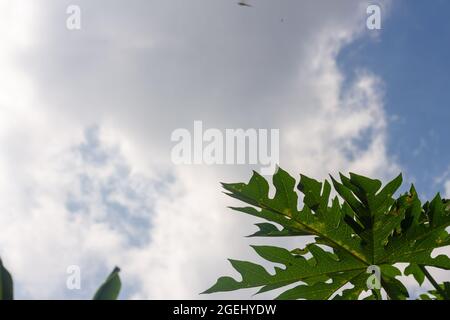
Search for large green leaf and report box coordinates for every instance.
[205,168,450,300]
[93,267,122,300]
[0,258,13,300]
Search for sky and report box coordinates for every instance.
[338,0,450,199]
[0,0,449,299]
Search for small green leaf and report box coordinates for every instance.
[93,267,121,300]
[0,258,14,300]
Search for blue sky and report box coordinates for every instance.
[338,0,450,198]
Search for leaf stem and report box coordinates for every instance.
[418,265,449,299]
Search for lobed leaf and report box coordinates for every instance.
[206,168,450,300]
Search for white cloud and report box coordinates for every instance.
[0,0,412,300]
[445,181,450,198]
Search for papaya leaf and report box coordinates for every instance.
[205,168,450,300]
[203,244,366,294]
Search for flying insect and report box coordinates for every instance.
[238,1,252,7]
